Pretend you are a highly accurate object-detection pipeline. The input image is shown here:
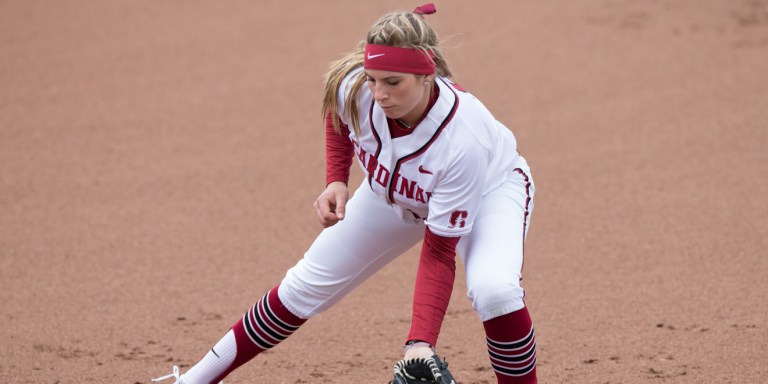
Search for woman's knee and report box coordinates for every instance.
[467,279,526,321]
[277,260,335,319]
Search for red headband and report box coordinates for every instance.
[363,3,438,74]
[364,44,435,74]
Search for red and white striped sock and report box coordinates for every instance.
[182,286,305,384]
[482,307,537,384]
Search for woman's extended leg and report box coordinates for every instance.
[158,184,424,384]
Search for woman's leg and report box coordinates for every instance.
[170,184,424,384]
[279,183,425,317]
[458,169,537,383]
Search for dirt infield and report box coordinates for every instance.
[1,1,767,383]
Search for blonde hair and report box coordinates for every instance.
[321,10,452,136]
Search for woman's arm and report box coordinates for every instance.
[314,111,354,228]
[406,227,461,348]
[324,111,353,186]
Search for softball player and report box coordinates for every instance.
[153,4,537,384]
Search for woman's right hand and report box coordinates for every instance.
[313,181,349,228]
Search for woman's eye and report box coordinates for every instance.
[365,77,398,86]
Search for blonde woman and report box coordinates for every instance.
[154,4,536,384]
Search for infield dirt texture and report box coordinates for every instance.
[1,1,767,383]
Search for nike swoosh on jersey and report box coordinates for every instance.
[418,165,433,175]
[367,53,385,59]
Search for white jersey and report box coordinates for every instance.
[337,68,526,237]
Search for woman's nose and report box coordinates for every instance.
[372,84,388,101]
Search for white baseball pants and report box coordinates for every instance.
[278,165,534,322]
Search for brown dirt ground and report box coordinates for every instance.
[2,1,767,383]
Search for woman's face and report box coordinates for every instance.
[365,69,431,124]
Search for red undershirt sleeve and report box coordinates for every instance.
[407,227,461,347]
[325,111,354,186]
